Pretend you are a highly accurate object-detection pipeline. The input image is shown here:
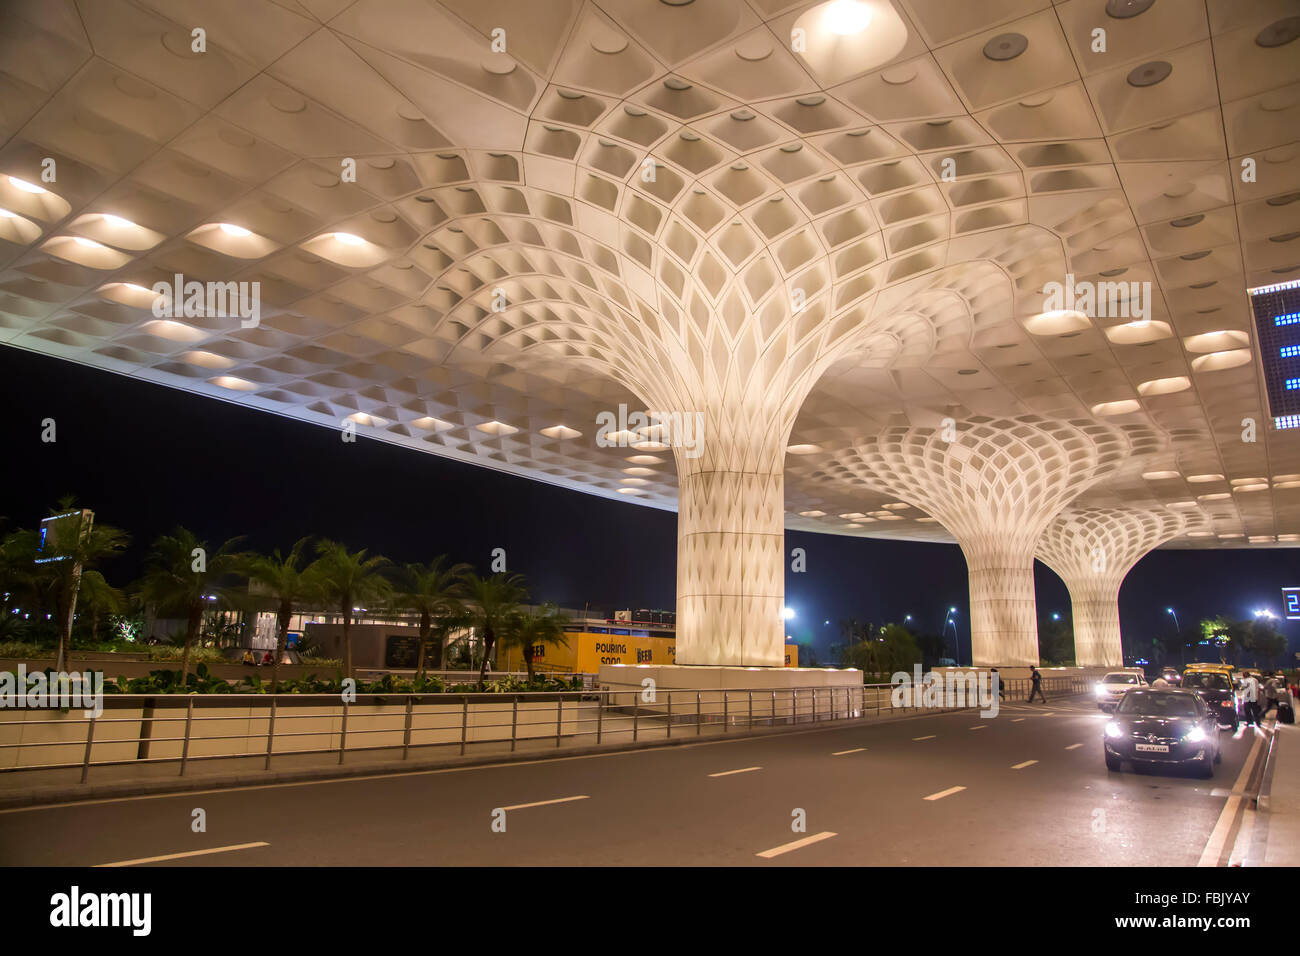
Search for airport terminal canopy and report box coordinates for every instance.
[0,0,1297,665]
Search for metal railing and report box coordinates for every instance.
[0,675,1089,786]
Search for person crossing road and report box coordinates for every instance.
[1027,665,1047,703]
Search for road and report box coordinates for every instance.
[0,696,1266,866]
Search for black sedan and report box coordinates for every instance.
[1103,688,1221,777]
[1180,671,1239,730]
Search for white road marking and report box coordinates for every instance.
[709,766,762,777]
[499,795,590,811]
[1065,743,1083,750]
[96,841,269,867]
[832,748,866,756]
[913,735,936,741]
[1199,733,1267,867]
[756,831,837,859]
[1011,718,1026,723]
[924,786,966,801]
[1042,712,1055,717]
[1011,760,1038,770]
[968,725,987,731]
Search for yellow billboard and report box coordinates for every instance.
[500,631,801,671]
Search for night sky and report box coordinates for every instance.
[2,344,1297,663]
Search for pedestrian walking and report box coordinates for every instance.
[991,667,1005,700]
[1240,672,1262,727]
[1028,665,1047,703]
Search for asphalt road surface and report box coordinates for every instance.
[0,696,1265,866]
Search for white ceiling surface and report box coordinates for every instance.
[0,0,1297,550]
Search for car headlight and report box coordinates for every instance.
[1185,726,1207,743]
[1105,722,1123,738]
[1096,686,1108,697]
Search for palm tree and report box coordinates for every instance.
[76,570,124,645]
[309,541,391,681]
[39,501,128,670]
[461,571,528,688]
[503,603,570,680]
[136,528,244,682]
[389,556,471,678]
[242,537,317,693]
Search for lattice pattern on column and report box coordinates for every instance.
[841,416,1161,665]
[1036,507,1209,667]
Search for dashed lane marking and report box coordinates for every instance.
[756,831,837,859]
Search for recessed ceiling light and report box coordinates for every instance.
[1127,60,1172,87]
[333,232,365,245]
[983,33,1028,61]
[219,223,251,237]
[73,236,103,249]
[8,176,45,194]
[1256,16,1300,48]
[825,0,872,36]
[1105,0,1155,19]
[101,214,133,227]
[0,208,14,218]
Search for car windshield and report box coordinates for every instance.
[1117,691,1200,718]
[1182,673,1230,691]
[1103,673,1137,684]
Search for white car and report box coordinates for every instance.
[1095,671,1149,711]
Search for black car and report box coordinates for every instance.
[1103,688,1221,777]
[1160,667,1182,686]
[1180,671,1239,730]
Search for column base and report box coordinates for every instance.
[597,664,863,721]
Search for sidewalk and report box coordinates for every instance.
[1258,719,1300,865]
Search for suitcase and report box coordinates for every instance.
[1279,702,1295,725]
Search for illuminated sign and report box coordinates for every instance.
[34,510,93,565]
[1284,587,1300,621]
[1248,279,1300,429]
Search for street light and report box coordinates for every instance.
[1051,612,1061,622]
[944,607,959,665]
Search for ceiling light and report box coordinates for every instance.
[1127,60,1172,88]
[101,214,133,227]
[0,208,13,218]
[825,0,871,35]
[8,176,46,194]
[73,236,103,249]
[983,33,1028,61]
[219,223,251,237]
[334,232,365,245]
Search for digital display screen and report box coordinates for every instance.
[1285,587,1300,621]
[1248,278,1300,430]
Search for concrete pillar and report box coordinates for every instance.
[1036,507,1206,667]
[843,416,1157,666]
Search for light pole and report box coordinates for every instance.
[944,607,958,665]
[1167,607,1182,664]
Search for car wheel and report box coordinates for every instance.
[1199,755,1215,778]
[1104,753,1122,772]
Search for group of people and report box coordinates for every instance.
[1237,671,1294,727]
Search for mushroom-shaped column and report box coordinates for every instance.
[1036,507,1205,667]
[847,416,1156,665]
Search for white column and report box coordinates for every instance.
[676,464,785,666]
[1036,507,1203,668]
[843,416,1152,666]
[962,543,1040,666]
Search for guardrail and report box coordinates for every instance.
[0,674,1088,785]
